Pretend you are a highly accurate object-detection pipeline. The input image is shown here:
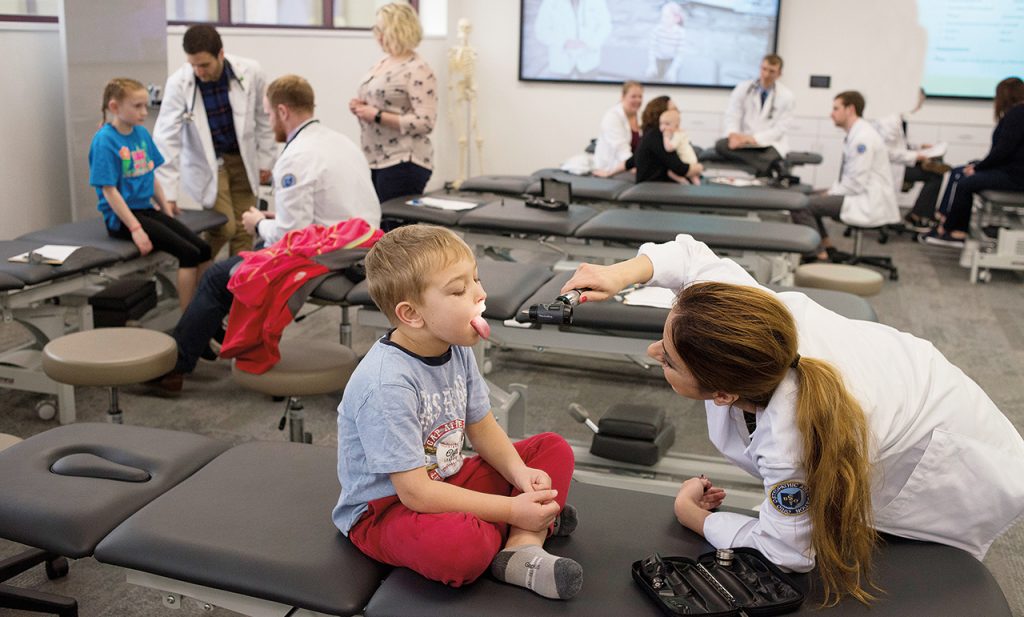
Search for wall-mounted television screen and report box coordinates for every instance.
[519,0,781,88]
[919,0,1022,99]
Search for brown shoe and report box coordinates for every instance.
[921,159,952,175]
[147,371,183,394]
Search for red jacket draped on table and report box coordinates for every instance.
[221,218,383,374]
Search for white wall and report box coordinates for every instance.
[0,1,1003,238]
[0,24,70,238]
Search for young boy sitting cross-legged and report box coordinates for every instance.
[332,225,582,599]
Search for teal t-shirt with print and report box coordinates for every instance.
[88,124,165,231]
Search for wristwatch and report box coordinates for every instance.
[374,109,383,124]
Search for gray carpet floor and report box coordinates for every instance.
[1,221,1022,616]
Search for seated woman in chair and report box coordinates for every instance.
[922,77,1024,248]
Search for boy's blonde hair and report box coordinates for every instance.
[375,3,423,56]
[366,225,474,324]
[101,77,145,124]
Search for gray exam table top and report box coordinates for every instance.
[459,175,535,195]
[95,441,389,617]
[0,423,229,558]
[520,270,878,334]
[618,182,808,212]
[458,199,600,236]
[365,480,1007,617]
[525,169,634,201]
[575,208,820,255]
[17,209,228,260]
[0,240,121,286]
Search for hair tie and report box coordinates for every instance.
[790,354,801,369]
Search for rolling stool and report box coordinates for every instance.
[839,225,899,280]
[794,263,884,297]
[231,339,358,443]
[41,328,177,424]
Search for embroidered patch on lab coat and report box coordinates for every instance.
[281,173,296,188]
[769,481,809,516]
[856,143,866,154]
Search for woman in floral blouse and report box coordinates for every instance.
[349,3,438,203]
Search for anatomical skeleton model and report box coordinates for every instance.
[448,18,484,187]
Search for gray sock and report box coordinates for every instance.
[552,503,578,537]
[491,544,583,600]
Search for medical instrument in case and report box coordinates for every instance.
[633,550,804,616]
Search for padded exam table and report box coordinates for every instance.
[0,423,1011,617]
[0,209,228,423]
[381,195,818,285]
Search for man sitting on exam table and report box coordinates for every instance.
[791,91,899,262]
[334,225,582,600]
[714,54,795,178]
[151,76,381,392]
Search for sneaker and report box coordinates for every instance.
[921,230,965,248]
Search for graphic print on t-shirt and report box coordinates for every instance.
[420,375,470,480]
[119,141,156,178]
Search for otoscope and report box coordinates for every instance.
[518,288,585,325]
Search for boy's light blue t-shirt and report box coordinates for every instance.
[88,124,165,231]
[333,333,491,535]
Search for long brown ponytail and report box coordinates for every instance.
[671,282,877,605]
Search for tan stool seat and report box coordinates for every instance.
[42,328,177,386]
[232,339,358,397]
[0,433,22,452]
[794,263,884,297]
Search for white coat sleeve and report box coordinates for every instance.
[874,117,918,167]
[152,73,186,202]
[638,234,766,292]
[598,108,632,168]
[828,141,874,197]
[259,158,315,246]
[251,68,277,173]
[722,84,746,137]
[752,91,794,148]
[533,0,564,47]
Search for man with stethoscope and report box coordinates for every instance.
[240,75,380,247]
[153,24,276,259]
[715,54,795,177]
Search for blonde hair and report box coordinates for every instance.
[101,77,146,124]
[375,3,423,56]
[266,74,315,113]
[621,80,643,97]
[365,225,474,324]
[670,282,878,606]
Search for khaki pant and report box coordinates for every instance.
[206,153,256,258]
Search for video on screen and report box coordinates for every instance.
[519,0,780,88]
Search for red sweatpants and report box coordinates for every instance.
[348,432,575,587]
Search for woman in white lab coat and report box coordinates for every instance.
[562,235,1024,605]
[592,81,643,174]
[533,0,611,77]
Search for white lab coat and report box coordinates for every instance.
[723,79,795,156]
[258,120,381,245]
[640,235,1024,571]
[871,113,918,192]
[593,103,637,172]
[533,0,611,76]
[153,55,276,207]
[828,119,900,227]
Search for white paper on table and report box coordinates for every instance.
[917,142,947,159]
[7,244,81,265]
[621,286,677,309]
[406,197,481,211]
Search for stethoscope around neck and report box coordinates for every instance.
[182,67,245,123]
[747,80,776,120]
